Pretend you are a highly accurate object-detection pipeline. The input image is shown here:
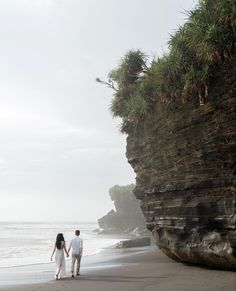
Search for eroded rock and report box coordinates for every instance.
[126,60,236,270]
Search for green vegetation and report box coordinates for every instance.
[98,183,146,233]
[109,184,135,203]
[109,184,145,217]
[97,0,236,133]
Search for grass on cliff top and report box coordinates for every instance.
[97,0,236,134]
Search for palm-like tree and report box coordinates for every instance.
[97,0,235,134]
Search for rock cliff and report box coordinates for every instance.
[98,0,236,269]
[127,59,236,270]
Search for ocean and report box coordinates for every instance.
[0,221,149,286]
[0,221,122,269]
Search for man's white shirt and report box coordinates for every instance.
[69,236,83,255]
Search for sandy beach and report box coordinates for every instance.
[0,246,235,291]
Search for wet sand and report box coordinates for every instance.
[0,247,235,291]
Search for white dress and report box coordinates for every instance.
[55,241,66,278]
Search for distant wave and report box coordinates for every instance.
[0,221,121,269]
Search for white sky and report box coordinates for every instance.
[0,0,197,222]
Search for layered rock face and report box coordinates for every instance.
[126,60,236,269]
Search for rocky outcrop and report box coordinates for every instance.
[126,60,236,270]
[98,184,148,235]
[115,237,151,248]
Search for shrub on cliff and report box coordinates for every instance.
[97,0,236,133]
[109,184,137,214]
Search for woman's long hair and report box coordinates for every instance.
[55,233,65,249]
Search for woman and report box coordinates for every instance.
[51,233,69,280]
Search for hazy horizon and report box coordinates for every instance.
[0,0,197,222]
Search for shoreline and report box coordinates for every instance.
[0,246,235,291]
[0,228,134,287]
[0,241,151,287]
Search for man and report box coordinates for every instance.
[68,229,83,278]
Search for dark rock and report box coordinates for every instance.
[126,59,236,270]
[116,237,151,248]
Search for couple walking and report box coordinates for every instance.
[51,229,83,280]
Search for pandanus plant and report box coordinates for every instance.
[97,0,235,134]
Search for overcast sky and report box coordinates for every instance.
[0,0,197,222]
